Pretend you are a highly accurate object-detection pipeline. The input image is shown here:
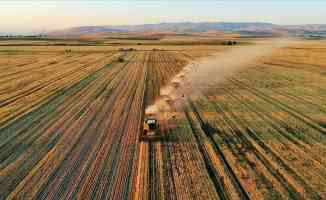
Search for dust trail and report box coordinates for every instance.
[145,38,298,115]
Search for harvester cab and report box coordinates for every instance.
[140,116,162,142]
[145,118,158,130]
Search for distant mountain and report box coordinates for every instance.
[111,22,279,32]
[50,26,123,36]
[49,22,326,37]
[284,24,326,34]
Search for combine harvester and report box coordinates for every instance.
[139,114,162,142]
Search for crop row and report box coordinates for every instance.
[0,50,194,199]
[141,47,325,199]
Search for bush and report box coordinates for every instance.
[118,57,125,63]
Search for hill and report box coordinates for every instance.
[49,22,326,37]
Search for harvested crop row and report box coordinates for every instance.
[157,111,221,200]
[0,53,121,126]
[0,52,134,199]
[186,51,326,199]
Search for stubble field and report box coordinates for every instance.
[0,39,325,200]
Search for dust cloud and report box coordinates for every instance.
[145,38,297,115]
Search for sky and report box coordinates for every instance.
[1,0,326,33]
